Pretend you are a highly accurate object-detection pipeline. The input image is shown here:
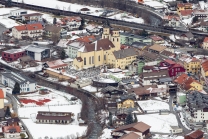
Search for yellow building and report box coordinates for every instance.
[108,48,138,69]
[189,81,203,91]
[73,26,121,70]
[183,57,200,74]
[0,89,4,109]
[117,99,135,109]
[177,3,192,14]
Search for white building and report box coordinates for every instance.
[59,16,82,30]
[1,71,36,93]
[85,25,102,35]
[22,13,43,22]
[193,109,208,122]
[10,9,27,17]
[12,23,43,39]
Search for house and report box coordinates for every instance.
[201,60,208,79]
[2,49,25,62]
[36,111,73,124]
[199,21,208,32]
[1,71,36,93]
[85,24,102,35]
[120,32,152,45]
[44,59,68,70]
[180,32,194,41]
[73,26,120,70]
[164,15,180,27]
[177,3,193,14]
[101,86,124,98]
[6,117,20,126]
[12,23,43,40]
[9,9,27,18]
[148,44,167,54]
[130,42,147,50]
[140,50,162,62]
[108,48,138,70]
[59,16,82,30]
[0,89,4,109]
[202,37,208,50]
[67,41,86,59]
[25,45,50,61]
[150,35,165,44]
[193,10,208,19]
[22,13,43,23]
[44,25,67,39]
[18,56,37,68]
[76,35,96,43]
[180,10,193,19]
[169,126,183,134]
[182,57,200,74]
[117,95,135,109]
[118,132,141,139]
[112,122,151,139]
[184,130,204,139]
[2,125,21,138]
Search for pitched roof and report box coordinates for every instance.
[76,57,83,62]
[22,13,43,17]
[14,23,43,31]
[0,89,4,99]
[161,50,174,56]
[140,70,170,80]
[174,73,189,84]
[19,56,33,62]
[149,44,167,52]
[180,10,193,16]
[45,25,62,33]
[76,35,96,43]
[163,59,176,65]
[113,122,151,133]
[164,15,180,21]
[118,132,140,139]
[186,130,204,138]
[177,3,192,8]
[46,59,68,69]
[202,60,208,72]
[150,35,164,41]
[203,37,208,43]
[3,126,21,133]
[79,39,115,52]
[113,48,138,59]
[61,16,81,22]
[127,85,158,95]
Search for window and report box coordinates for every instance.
[104,55,106,60]
[98,55,100,61]
[117,38,119,42]
[92,56,94,64]
[84,57,86,65]
[89,57,91,64]
[113,38,114,41]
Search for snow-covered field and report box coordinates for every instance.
[109,13,144,24]
[18,87,87,139]
[137,100,169,112]
[137,114,178,133]
[100,128,113,139]
[82,85,100,93]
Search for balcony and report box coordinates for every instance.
[30,31,42,34]
[21,32,28,34]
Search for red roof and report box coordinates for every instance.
[76,36,96,43]
[170,63,184,69]
[174,73,188,84]
[202,60,208,72]
[177,3,192,8]
[180,10,193,16]
[150,35,164,41]
[203,37,208,43]
[46,59,68,69]
[14,23,43,31]
[0,89,4,99]
[61,16,81,22]
[3,126,21,133]
[164,59,176,65]
[164,15,180,21]
[186,130,204,138]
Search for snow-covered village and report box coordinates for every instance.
[0,0,208,139]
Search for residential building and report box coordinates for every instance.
[1,71,36,93]
[150,35,165,44]
[73,26,120,70]
[184,130,204,139]
[12,23,43,39]
[22,13,43,22]
[67,41,87,58]
[148,44,167,54]
[130,42,147,51]
[59,16,81,30]
[76,35,96,43]
[108,48,138,69]
[193,10,208,19]
[85,24,102,35]
[0,89,4,109]
[9,9,27,18]
[180,32,194,41]
[170,126,183,134]
[101,86,124,98]
[112,122,151,139]
[18,56,37,69]
[182,57,200,74]
[36,111,73,124]
[180,10,193,19]
[199,21,208,32]
[44,59,68,70]
[202,37,208,50]
[25,45,50,61]
[44,25,67,39]
[2,49,25,62]
[2,125,21,138]
[201,60,208,79]
[164,15,180,27]
[117,132,141,139]
[117,95,135,109]
[177,3,193,14]
[120,32,152,45]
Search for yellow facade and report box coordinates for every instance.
[117,99,134,109]
[184,59,200,74]
[189,81,203,91]
[73,27,121,70]
[0,99,4,109]
[177,3,192,14]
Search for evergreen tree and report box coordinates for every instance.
[133,113,138,123]
[53,18,57,25]
[60,50,66,60]
[79,18,85,30]
[140,29,148,37]
[12,82,20,94]
[6,0,12,7]
[109,112,113,126]
[125,113,134,125]
[4,106,11,117]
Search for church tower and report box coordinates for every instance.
[111,29,120,51]
[102,25,111,40]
